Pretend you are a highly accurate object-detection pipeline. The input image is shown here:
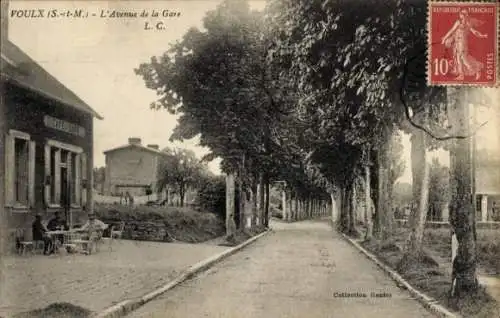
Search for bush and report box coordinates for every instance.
[14,303,91,318]
[93,203,225,243]
[194,175,226,220]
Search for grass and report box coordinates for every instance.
[424,227,500,275]
[220,225,268,247]
[356,225,500,318]
[13,303,91,318]
[94,203,225,243]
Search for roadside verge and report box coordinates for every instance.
[92,228,271,318]
[339,232,459,318]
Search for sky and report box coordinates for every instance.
[7,0,500,184]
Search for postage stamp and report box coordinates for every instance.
[428,1,499,86]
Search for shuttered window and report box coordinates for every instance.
[4,130,35,209]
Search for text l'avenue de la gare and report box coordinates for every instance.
[9,8,182,31]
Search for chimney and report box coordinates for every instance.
[128,137,141,146]
[1,0,8,45]
[147,144,159,150]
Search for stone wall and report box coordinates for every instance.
[103,220,174,242]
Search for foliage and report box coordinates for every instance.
[136,0,329,202]
[135,0,273,175]
[194,175,226,220]
[393,182,412,208]
[93,167,105,191]
[157,147,206,206]
[428,158,450,221]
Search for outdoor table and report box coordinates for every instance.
[46,229,72,252]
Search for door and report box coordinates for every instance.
[60,166,70,221]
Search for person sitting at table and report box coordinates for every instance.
[32,215,53,255]
[46,212,68,247]
[78,213,108,253]
[47,212,68,230]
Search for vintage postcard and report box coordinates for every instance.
[1,0,499,317]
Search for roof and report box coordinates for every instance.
[0,40,103,119]
[103,144,169,156]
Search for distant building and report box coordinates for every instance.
[1,0,102,230]
[103,138,167,196]
[473,89,500,222]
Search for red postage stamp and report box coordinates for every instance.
[428,1,499,86]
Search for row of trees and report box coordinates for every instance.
[136,0,486,298]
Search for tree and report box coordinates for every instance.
[157,148,204,207]
[136,0,302,228]
[448,88,478,297]
[393,182,412,210]
[428,158,450,221]
[93,167,105,193]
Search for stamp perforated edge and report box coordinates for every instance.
[426,0,500,87]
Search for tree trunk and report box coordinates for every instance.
[238,176,246,230]
[225,174,237,238]
[448,87,478,297]
[264,175,270,228]
[179,184,185,207]
[339,186,349,233]
[258,173,265,226]
[364,164,373,240]
[347,183,357,235]
[251,182,257,227]
[282,190,288,222]
[376,130,393,240]
[371,153,380,236]
[309,195,313,218]
[400,119,430,268]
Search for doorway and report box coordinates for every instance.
[60,166,70,223]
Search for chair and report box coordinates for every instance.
[15,228,44,255]
[107,221,125,252]
[63,231,91,254]
[111,221,125,239]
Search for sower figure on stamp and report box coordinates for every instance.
[441,9,488,81]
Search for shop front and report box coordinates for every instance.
[2,40,101,231]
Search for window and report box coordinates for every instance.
[44,140,83,208]
[14,138,29,205]
[71,153,78,204]
[4,130,35,209]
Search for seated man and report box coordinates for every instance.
[46,212,69,247]
[78,213,108,253]
[32,215,53,255]
[47,212,68,230]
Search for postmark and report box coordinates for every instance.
[428,1,499,86]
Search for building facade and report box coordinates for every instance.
[1,1,101,231]
[103,138,166,196]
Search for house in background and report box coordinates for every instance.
[1,0,102,230]
[473,89,500,222]
[103,138,167,197]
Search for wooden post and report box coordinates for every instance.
[282,190,287,222]
[481,195,488,221]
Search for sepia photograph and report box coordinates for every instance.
[0,0,499,317]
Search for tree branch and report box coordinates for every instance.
[400,49,487,141]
